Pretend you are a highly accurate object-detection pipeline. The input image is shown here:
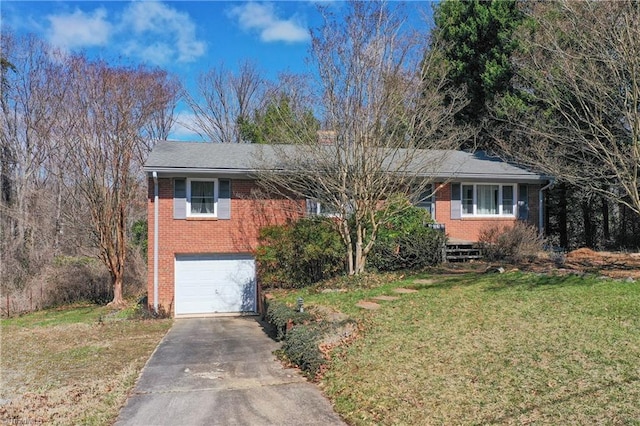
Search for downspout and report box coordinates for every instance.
[152,171,159,314]
[538,178,555,238]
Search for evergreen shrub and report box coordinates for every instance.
[256,217,345,288]
[281,324,325,378]
[368,197,446,271]
[265,299,312,341]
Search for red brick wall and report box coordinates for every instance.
[147,177,301,314]
[148,178,543,313]
[433,182,541,242]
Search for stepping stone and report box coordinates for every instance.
[372,295,400,301]
[413,279,435,285]
[356,301,381,310]
[393,288,418,294]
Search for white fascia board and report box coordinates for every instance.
[144,167,259,178]
[145,167,549,183]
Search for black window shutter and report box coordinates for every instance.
[451,183,461,220]
[218,179,231,219]
[174,178,187,219]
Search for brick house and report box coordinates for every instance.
[144,141,551,317]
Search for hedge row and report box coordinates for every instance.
[263,299,327,378]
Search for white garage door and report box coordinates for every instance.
[175,254,256,316]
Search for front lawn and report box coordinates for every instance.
[279,272,640,424]
[0,303,171,425]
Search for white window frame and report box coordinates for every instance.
[460,183,516,217]
[186,178,218,217]
[306,198,350,218]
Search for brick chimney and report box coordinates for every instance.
[317,130,337,145]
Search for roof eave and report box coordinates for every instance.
[145,168,548,183]
[144,166,258,175]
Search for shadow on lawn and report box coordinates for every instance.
[411,272,601,293]
[479,374,640,424]
[484,272,601,292]
[411,274,484,291]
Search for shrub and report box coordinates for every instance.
[478,222,546,263]
[257,217,345,288]
[131,219,148,261]
[281,324,326,379]
[264,299,325,378]
[368,196,447,271]
[265,299,313,340]
[46,257,113,305]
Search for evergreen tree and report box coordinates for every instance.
[432,0,525,147]
[239,94,319,144]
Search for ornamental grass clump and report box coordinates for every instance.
[478,222,545,263]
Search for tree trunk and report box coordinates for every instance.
[355,224,364,275]
[601,195,610,243]
[582,200,594,248]
[110,270,125,307]
[558,183,568,249]
[341,219,354,275]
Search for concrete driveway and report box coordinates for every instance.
[115,317,345,426]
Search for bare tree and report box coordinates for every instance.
[186,61,269,143]
[1,30,179,310]
[0,32,71,295]
[256,1,467,275]
[61,57,179,306]
[493,1,640,216]
[142,77,181,143]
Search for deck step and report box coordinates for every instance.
[444,243,483,262]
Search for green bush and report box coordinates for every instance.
[264,299,326,378]
[281,324,326,379]
[265,299,313,340]
[257,217,345,288]
[368,197,447,271]
[131,219,148,261]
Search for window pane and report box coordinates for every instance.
[417,184,434,217]
[191,181,214,214]
[462,185,474,214]
[477,185,498,215]
[319,203,338,215]
[306,199,319,215]
[503,185,514,215]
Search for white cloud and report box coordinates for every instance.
[122,1,206,64]
[171,111,207,142]
[46,8,112,49]
[123,41,173,66]
[43,2,205,66]
[228,2,310,43]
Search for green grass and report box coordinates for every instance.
[0,303,171,425]
[275,272,640,425]
[4,302,107,328]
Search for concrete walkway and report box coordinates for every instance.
[116,317,345,426]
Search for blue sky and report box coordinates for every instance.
[2,1,434,139]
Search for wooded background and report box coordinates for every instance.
[2,0,638,314]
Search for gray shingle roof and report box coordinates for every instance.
[144,141,547,182]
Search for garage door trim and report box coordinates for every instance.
[174,253,257,317]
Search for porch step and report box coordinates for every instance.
[445,243,483,263]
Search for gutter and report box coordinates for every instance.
[152,171,159,314]
[143,167,546,184]
[538,178,555,237]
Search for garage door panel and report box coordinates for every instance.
[175,254,256,315]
